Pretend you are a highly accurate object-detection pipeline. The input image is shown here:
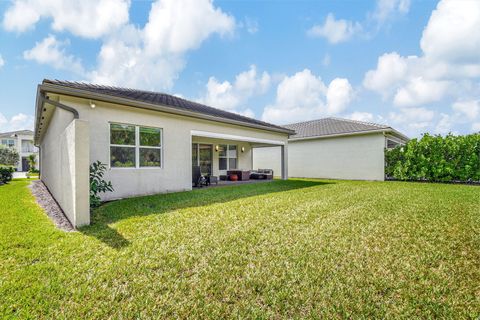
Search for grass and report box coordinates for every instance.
[0,179,479,318]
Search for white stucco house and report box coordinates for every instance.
[253,117,408,181]
[34,80,292,227]
[0,129,38,172]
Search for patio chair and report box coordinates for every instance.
[192,166,208,187]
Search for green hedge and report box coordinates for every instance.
[385,133,480,182]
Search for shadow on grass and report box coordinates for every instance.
[79,179,333,249]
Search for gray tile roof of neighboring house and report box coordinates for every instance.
[42,79,293,134]
[0,129,34,137]
[283,117,401,139]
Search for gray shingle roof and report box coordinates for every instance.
[284,117,392,139]
[42,79,292,134]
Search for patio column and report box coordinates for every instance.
[281,144,288,180]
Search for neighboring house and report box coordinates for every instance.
[0,129,38,171]
[253,117,408,181]
[34,80,293,227]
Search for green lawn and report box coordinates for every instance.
[1,179,479,318]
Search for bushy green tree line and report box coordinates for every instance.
[385,133,480,182]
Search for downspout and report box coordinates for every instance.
[35,93,80,145]
[35,93,81,179]
[40,94,79,119]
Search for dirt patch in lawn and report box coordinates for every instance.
[29,180,74,232]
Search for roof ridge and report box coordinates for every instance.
[45,79,171,97]
[0,129,34,135]
[326,116,389,129]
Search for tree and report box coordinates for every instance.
[0,145,19,166]
[28,154,37,171]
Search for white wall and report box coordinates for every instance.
[289,134,386,180]
[40,107,90,227]
[254,133,386,181]
[56,95,288,201]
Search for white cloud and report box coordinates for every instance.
[0,55,4,69]
[371,0,411,24]
[393,77,450,107]
[90,0,235,90]
[23,35,85,75]
[364,0,480,130]
[420,0,480,64]
[307,13,361,44]
[0,113,34,132]
[348,112,375,122]
[2,0,130,39]
[388,107,435,135]
[198,65,270,117]
[452,100,480,120]
[347,112,387,124]
[326,78,354,114]
[363,52,409,94]
[472,122,480,132]
[434,113,454,135]
[261,69,354,124]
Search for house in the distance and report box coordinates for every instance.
[254,117,408,181]
[34,80,292,227]
[0,129,38,172]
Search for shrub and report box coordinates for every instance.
[0,166,15,184]
[28,154,37,172]
[0,145,19,167]
[385,133,480,182]
[90,161,114,208]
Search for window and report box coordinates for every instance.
[21,140,35,153]
[1,139,15,148]
[218,144,237,170]
[192,143,212,175]
[386,139,401,149]
[110,123,162,168]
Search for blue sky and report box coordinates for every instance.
[0,0,479,137]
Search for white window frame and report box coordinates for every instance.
[218,144,238,171]
[1,139,15,148]
[109,122,163,169]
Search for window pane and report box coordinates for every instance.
[218,144,227,157]
[229,158,237,170]
[110,146,135,167]
[110,123,135,145]
[140,127,161,147]
[228,145,237,158]
[219,158,227,170]
[140,148,161,167]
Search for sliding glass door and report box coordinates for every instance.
[192,143,212,175]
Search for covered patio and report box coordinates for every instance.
[191,130,288,188]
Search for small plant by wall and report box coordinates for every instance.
[385,133,480,183]
[90,161,114,208]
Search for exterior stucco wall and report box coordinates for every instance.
[289,134,386,180]
[39,107,90,226]
[254,133,386,181]
[57,95,288,201]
